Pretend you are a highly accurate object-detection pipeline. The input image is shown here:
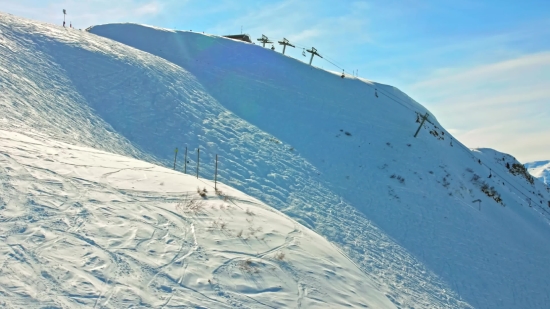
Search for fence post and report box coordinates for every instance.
[184,146,187,174]
[196,148,200,179]
[173,147,178,170]
[214,154,218,190]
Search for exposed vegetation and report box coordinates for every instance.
[390,174,405,184]
[470,172,504,206]
[508,163,535,185]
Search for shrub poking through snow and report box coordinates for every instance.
[197,187,207,198]
[274,251,285,260]
[177,197,204,214]
[240,259,259,274]
[390,174,405,184]
[508,163,535,185]
[480,183,504,205]
[470,174,504,206]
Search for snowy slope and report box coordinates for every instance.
[2,12,550,308]
[0,130,399,308]
[0,12,468,308]
[0,15,150,162]
[89,23,550,309]
[526,160,550,185]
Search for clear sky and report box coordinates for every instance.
[2,0,549,162]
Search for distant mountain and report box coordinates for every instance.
[526,160,550,185]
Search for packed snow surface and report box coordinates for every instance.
[0,130,399,308]
[1,12,550,308]
[90,23,550,309]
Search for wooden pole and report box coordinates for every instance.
[184,146,187,173]
[173,148,178,170]
[413,113,429,138]
[196,148,200,179]
[214,154,218,190]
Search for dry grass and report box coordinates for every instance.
[274,251,285,260]
[177,195,205,214]
[197,187,208,198]
[240,259,259,274]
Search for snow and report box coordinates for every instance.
[526,160,550,185]
[1,12,550,308]
[0,130,399,308]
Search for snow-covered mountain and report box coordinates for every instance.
[526,160,550,185]
[1,12,550,308]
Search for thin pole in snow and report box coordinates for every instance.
[473,199,481,211]
[196,148,200,179]
[173,147,178,170]
[184,146,187,174]
[214,154,218,191]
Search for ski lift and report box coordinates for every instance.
[375,88,378,98]
[341,70,345,78]
[488,169,492,178]
[302,48,306,57]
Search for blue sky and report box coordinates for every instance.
[1,0,549,162]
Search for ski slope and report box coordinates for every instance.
[1,12,550,308]
[0,130,399,308]
[89,23,550,309]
